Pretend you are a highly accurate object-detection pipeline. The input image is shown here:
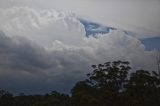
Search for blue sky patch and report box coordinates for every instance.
[80,19,116,37]
[141,37,160,50]
[80,19,160,51]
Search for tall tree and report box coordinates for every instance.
[87,60,131,92]
[153,49,160,77]
[126,70,160,106]
[71,60,131,106]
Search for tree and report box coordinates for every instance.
[71,60,160,106]
[87,60,131,92]
[153,49,160,77]
[126,70,160,106]
[1,60,160,106]
[33,91,70,106]
[71,60,131,106]
[0,89,14,106]
[71,81,100,106]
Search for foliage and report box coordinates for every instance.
[0,60,160,106]
[71,61,160,106]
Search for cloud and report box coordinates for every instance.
[0,0,160,38]
[0,7,156,94]
[0,7,85,47]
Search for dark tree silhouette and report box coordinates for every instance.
[71,61,160,106]
[125,70,160,106]
[86,60,131,92]
[1,60,160,106]
[0,90,14,106]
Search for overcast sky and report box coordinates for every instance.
[0,0,159,94]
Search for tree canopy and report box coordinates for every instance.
[0,60,160,106]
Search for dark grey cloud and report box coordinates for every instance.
[0,7,157,94]
[0,30,86,94]
[0,30,51,73]
[0,28,156,94]
[0,31,52,94]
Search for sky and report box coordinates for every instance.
[0,0,160,94]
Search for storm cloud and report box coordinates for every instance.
[0,7,158,94]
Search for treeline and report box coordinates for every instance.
[1,60,160,106]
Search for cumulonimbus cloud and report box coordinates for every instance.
[0,7,156,94]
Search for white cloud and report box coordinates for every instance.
[0,0,160,38]
[0,7,85,47]
[0,7,157,94]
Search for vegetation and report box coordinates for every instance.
[1,60,160,106]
